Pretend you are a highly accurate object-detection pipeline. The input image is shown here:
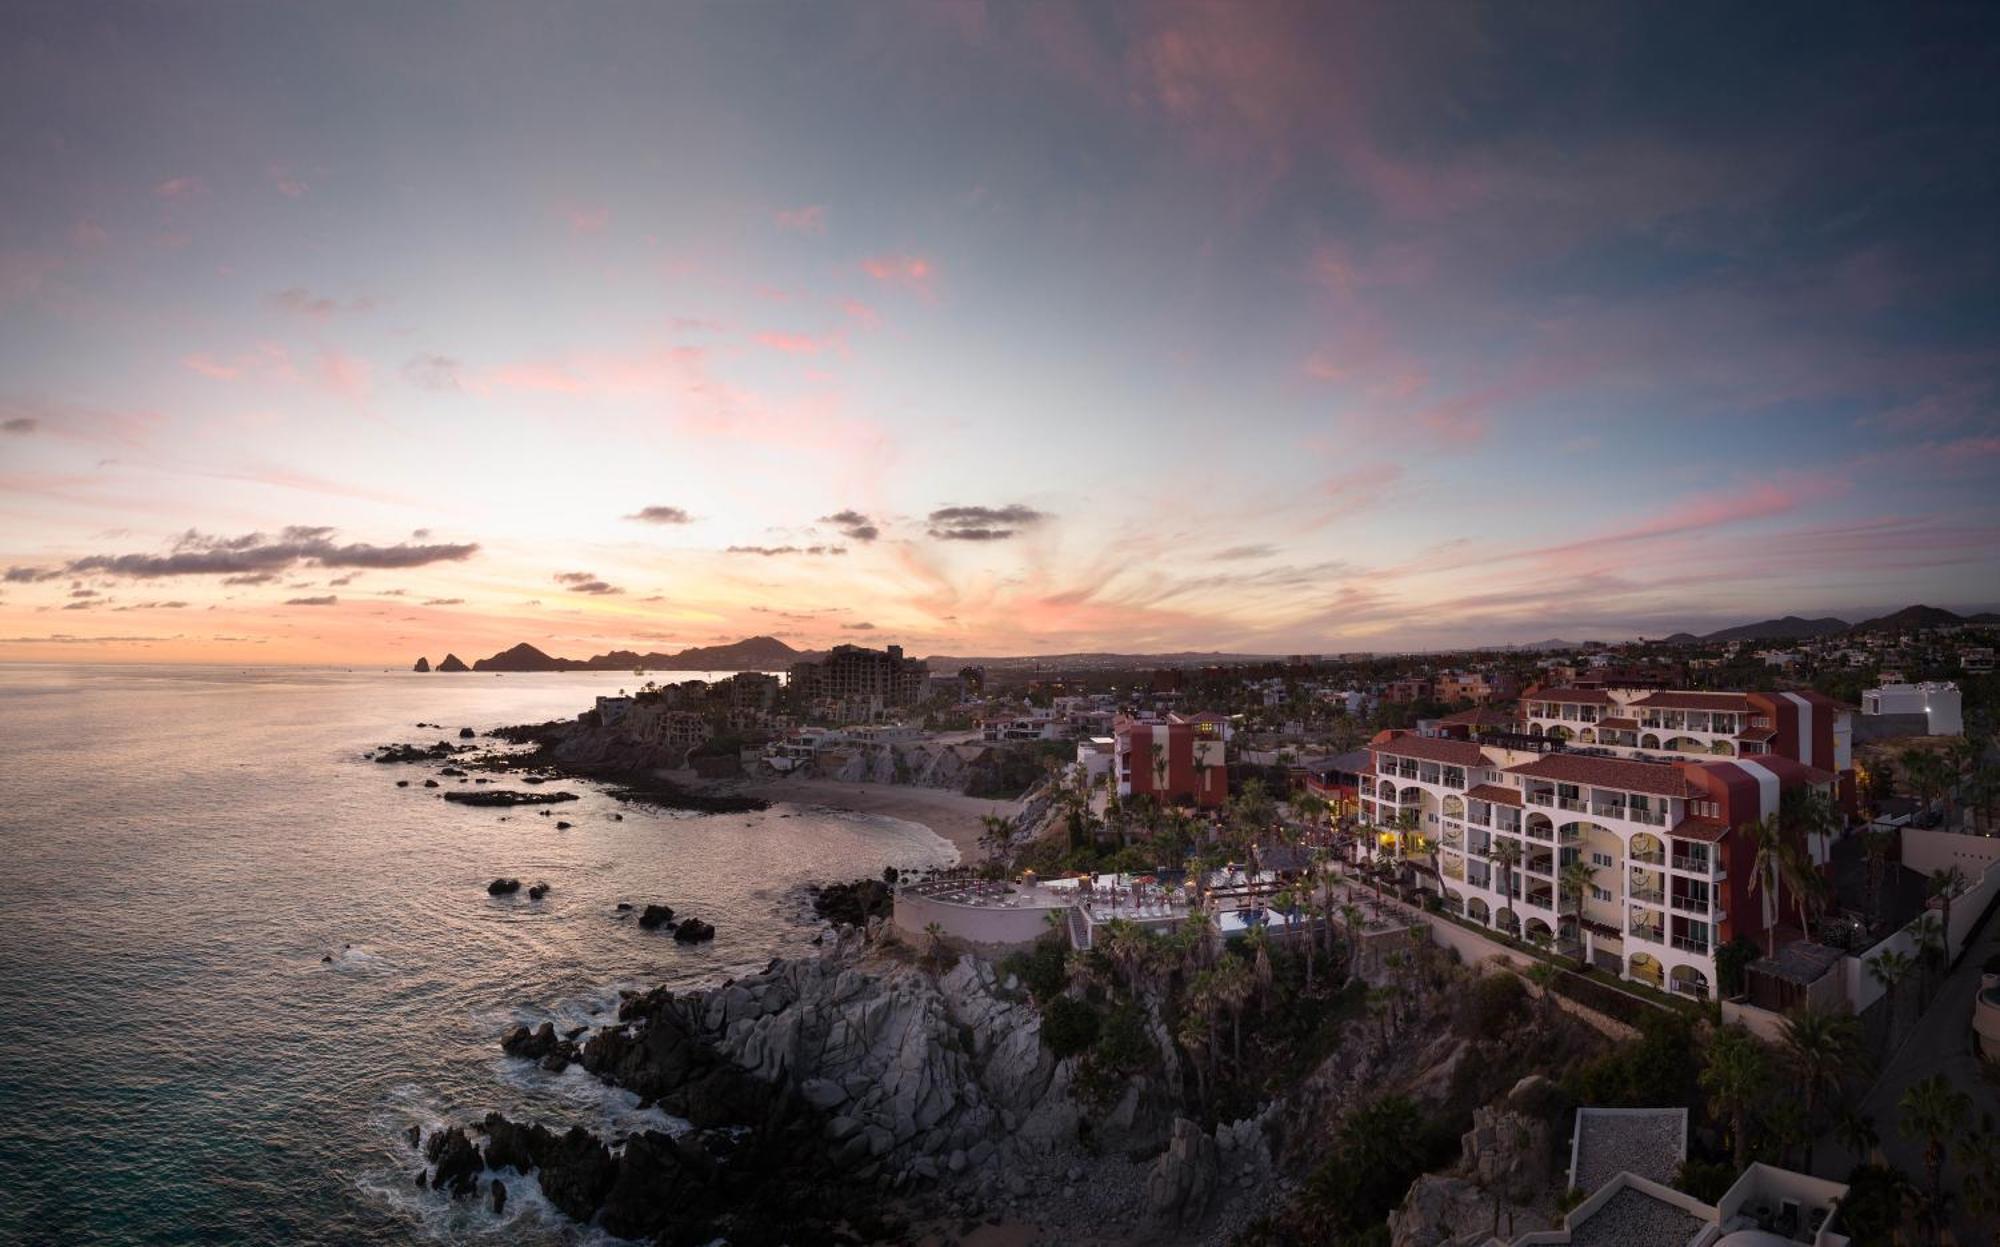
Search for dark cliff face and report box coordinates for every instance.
[465,635,810,672]
[413,657,431,672]
[436,653,471,673]
[471,642,566,672]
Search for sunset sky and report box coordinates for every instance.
[2,3,1997,664]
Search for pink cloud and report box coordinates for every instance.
[559,203,611,235]
[316,350,373,400]
[775,205,827,233]
[70,221,109,249]
[861,254,936,298]
[154,176,205,200]
[268,164,308,197]
[755,331,829,355]
[838,298,881,330]
[182,353,245,380]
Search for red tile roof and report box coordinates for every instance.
[1596,716,1640,730]
[1504,753,1702,798]
[1629,691,1752,711]
[1527,688,1614,705]
[1467,783,1523,807]
[1369,733,1492,768]
[1669,814,1731,843]
[1441,706,1520,728]
[1735,727,1777,741]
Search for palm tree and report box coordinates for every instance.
[1862,828,1897,931]
[923,921,948,968]
[1869,949,1915,1051]
[1558,859,1597,967]
[978,813,1014,865]
[1491,840,1523,929]
[1525,959,1561,1028]
[1928,867,1967,967]
[1914,913,1947,1007]
[1701,1026,1771,1169]
[1178,988,1214,1113]
[1959,1126,2000,1246]
[1210,955,1255,1067]
[1780,1004,1866,1171]
[1900,1074,1972,1237]
[1833,1108,1881,1167]
[1746,812,1788,956]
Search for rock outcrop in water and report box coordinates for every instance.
[412,656,431,672]
[442,789,579,807]
[436,653,470,673]
[460,932,1156,1242]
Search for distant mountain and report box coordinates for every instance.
[1660,632,1701,645]
[469,635,808,673]
[1852,604,1973,633]
[1701,615,1850,643]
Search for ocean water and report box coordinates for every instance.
[0,664,955,1246]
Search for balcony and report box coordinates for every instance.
[1671,854,1712,874]
[1630,926,1665,945]
[1526,824,1554,843]
[1671,935,1712,955]
[1559,826,1585,845]
[1526,791,1555,808]
[1670,895,1710,915]
[1631,887,1665,905]
[1597,804,1665,826]
[1631,847,1665,866]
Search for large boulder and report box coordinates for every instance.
[487,878,521,896]
[424,1126,482,1199]
[637,904,675,930]
[502,1021,557,1060]
[673,918,716,943]
[1145,1116,1219,1227]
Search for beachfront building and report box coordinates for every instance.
[1518,686,1852,776]
[1358,730,1841,1000]
[1115,711,1231,809]
[786,643,930,718]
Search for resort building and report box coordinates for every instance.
[786,643,930,717]
[1517,686,1852,778]
[1115,712,1231,809]
[1357,730,1841,1000]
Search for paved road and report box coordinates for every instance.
[1827,902,2000,1241]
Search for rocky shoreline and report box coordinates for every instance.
[413,920,1269,1244]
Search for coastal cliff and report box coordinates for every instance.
[423,928,1181,1242]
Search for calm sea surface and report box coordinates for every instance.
[0,664,954,1246]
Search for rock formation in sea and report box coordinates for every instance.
[435,653,470,673]
[412,656,431,672]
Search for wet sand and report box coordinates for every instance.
[683,773,1021,863]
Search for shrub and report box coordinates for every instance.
[1675,1158,1737,1202]
[1002,934,1071,1004]
[1454,971,1528,1038]
[1041,996,1101,1060]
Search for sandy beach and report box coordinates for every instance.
[679,773,1022,863]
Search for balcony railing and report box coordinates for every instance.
[1630,888,1665,905]
[1629,927,1665,945]
[1670,895,1710,915]
[1559,826,1584,844]
[1671,935,1712,955]
[1526,824,1554,842]
[1631,849,1665,866]
[1671,854,1712,874]
[1558,796,1589,813]
[1596,804,1665,826]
